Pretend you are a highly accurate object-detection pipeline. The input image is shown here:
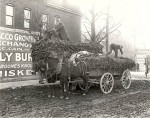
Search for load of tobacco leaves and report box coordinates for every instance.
[31,39,103,62]
[78,53,135,69]
[31,39,135,70]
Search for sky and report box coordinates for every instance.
[74,0,150,49]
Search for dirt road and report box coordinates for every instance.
[0,80,150,118]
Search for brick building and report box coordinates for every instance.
[0,0,81,80]
[0,0,81,42]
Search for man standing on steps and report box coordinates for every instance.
[53,15,70,41]
[106,43,123,58]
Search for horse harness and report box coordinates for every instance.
[45,57,88,82]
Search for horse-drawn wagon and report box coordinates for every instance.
[31,31,135,97]
[68,54,133,94]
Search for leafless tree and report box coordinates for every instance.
[82,4,121,45]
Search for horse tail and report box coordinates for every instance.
[76,61,88,76]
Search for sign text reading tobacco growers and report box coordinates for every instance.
[0,30,36,78]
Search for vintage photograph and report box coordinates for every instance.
[0,0,150,117]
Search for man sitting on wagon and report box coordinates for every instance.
[52,15,70,41]
[106,43,123,58]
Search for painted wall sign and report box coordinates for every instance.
[0,29,36,78]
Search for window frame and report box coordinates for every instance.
[5,4,14,27]
[42,13,48,31]
[24,8,31,29]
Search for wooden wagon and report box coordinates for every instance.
[69,66,131,94]
[35,59,132,95]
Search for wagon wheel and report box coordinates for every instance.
[69,83,77,91]
[121,70,131,89]
[100,73,114,94]
[78,82,91,90]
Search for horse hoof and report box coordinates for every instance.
[83,93,86,96]
[65,97,69,100]
[60,96,64,99]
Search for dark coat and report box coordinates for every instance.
[55,23,69,41]
[110,43,123,54]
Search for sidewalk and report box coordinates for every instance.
[131,71,150,80]
[0,79,39,89]
[0,72,149,90]
[0,75,39,90]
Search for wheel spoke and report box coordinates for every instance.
[127,75,131,79]
[121,70,131,89]
[109,81,113,85]
[100,73,114,94]
[105,86,108,92]
[108,84,112,90]
[105,85,109,92]
[102,83,106,88]
[108,77,112,81]
[102,81,106,84]
[102,85,106,90]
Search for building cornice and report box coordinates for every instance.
[46,2,81,16]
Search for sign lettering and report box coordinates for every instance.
[0,30,36,79]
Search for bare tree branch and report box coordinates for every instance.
[98,24,121,43]
[82,33,91,42]
[82,21,91,27]
[109,23,121,32]
[95,26,107,39]
[95,12,103,21]
[83,16,92,24]
[84,24,92,38]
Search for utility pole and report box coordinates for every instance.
[91,4,96,43]
[106,6,110,52]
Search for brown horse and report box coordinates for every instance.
[45,52,89,99]
[32,59,47,84]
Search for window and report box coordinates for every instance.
[5,4,14,26]
[42,14,48,30]
[24,9,31,28]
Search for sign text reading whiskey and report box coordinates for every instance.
[0,30,35,78]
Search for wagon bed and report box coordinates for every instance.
[70,66,132,94]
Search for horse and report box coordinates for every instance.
[44,52,89,99]
[32,59,47,84]
[44,53,69,99]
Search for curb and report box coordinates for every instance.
[0,79,39,90]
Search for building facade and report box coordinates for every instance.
[0,0,81,80]
[135,49,150,72]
